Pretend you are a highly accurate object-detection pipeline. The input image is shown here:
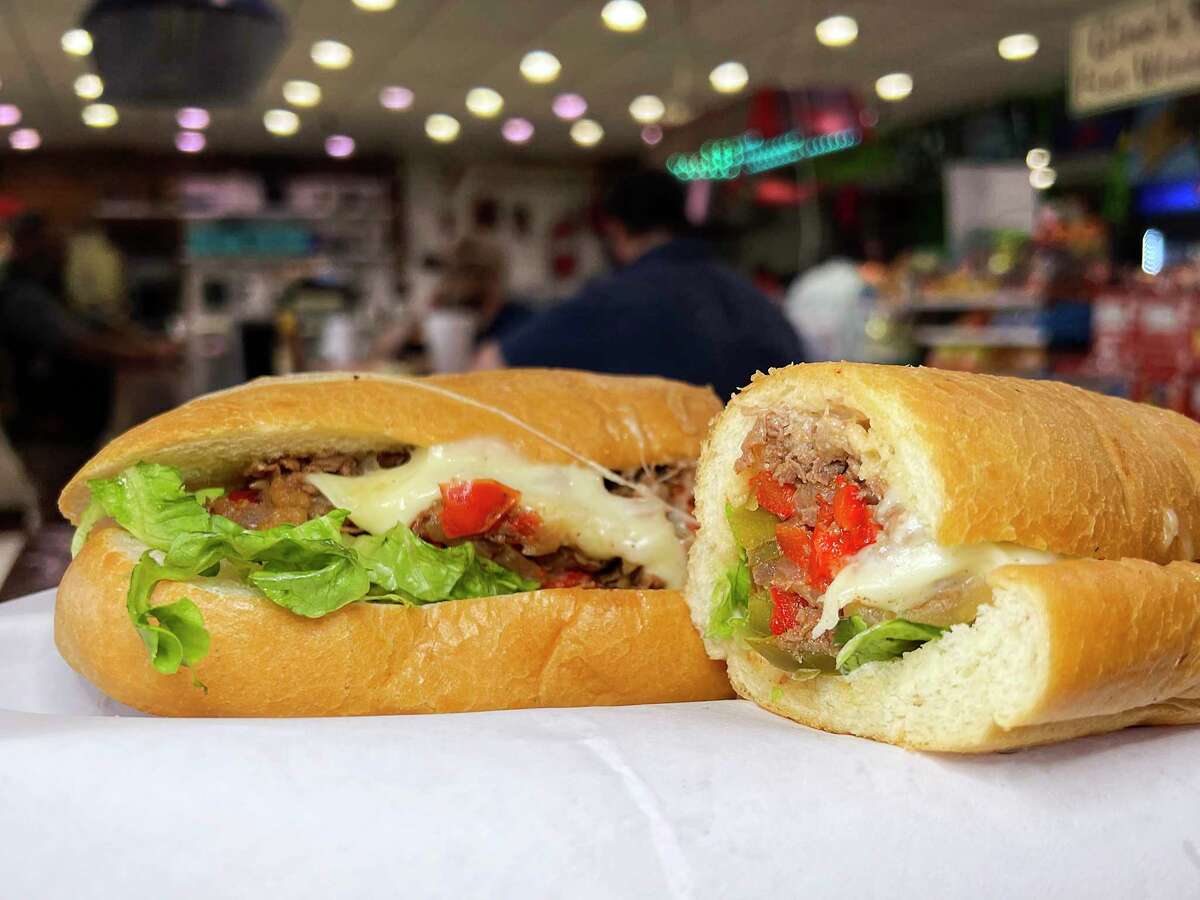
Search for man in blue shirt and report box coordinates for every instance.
[472,171,804,400]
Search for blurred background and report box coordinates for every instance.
[1,0,1197,594]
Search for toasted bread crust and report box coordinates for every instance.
[724,362,1200,560]
[55,528,734,716]
[59,370,722,522]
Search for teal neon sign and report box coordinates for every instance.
[666,128,861,181]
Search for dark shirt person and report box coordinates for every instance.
[0,213,180,533]
[473,171,804,400]
[0,213,177,448]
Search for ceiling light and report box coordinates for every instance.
[552,93,587,120]
[10,128,40,151]
[353,0,396,9]
[61,29,93,56]
[326,135,355,158]
[283,80,322,107]
[601,0,646,32]
[263,108,300,136]
[1026,147,1050,169]
[82,103,118,128]
[815,15,858,47]
[0,105,21,127]
[1030,167,1056,190]
[175,131,205,153]
[709,61,749,94]
[570,118,604,147]
[502,117,534,144]
[380,86,414,110]
[465,87,504,118]
[640,124,663,146]
[311,40,353,69]
[998,33,1038,61]
[73,74,104,100]
[425,113,461,143]
[176,107,210,130]
[875,72,912,101]
[628,94,665,124]
[520,50,561,84]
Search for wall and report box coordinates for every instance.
[401,156,607,309]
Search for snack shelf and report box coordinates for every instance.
[891,289,1044,313]
[912,324,1047,348]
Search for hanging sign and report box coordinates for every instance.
[1071,0,1200,114]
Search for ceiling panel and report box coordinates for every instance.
[0,0,1115,160]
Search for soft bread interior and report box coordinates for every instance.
[725,582,1049,751]
[728,564,1200,752]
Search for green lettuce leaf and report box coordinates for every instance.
[354,525,471,601]
[249,552,372,617]
[833,614,869,647]
[90,463,542,679]
[85,463,217,552]
[70,498,107,558]
[126,551,219,675]
[449,547,538,599]
[706,549,751,639]
[354,524,538,604]
[835,618,947,674]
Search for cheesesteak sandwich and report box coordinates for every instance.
[687,362,1200,751]
[57,369,733,716]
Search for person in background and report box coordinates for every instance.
[369,235,533,369]
[473,170,804,400]
[434,235,533,343]
[783,251,867,362]
[0,213,176,520]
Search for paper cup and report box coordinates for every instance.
[425,310,477,373]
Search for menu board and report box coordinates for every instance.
[1072,0,1200,114]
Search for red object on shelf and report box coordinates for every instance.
[1135,295,1193,374]
[1089,293,1139,376]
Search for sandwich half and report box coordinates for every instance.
[686,362,1200,751]
[57,369,734,716]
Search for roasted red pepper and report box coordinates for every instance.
[507,508,543,538]
[832,477,871,531]
[751,471,796,519]
[773,476,878,594]
[439,479,521,538]
[542,570,597,589]
[226,489,260,504]
[769,586,807,635]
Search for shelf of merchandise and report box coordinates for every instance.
[890,289,1044,314]
[912,324,1048,348]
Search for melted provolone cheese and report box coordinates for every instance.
[307,439,687,587]
[813,521,1059,636]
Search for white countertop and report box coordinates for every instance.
[2,589,1198,899]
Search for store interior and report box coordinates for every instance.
[0,0,1193,593]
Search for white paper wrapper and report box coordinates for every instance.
[3,588,1199,898]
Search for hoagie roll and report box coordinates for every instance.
[57,369,734,716]
[687,363,1200,751]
